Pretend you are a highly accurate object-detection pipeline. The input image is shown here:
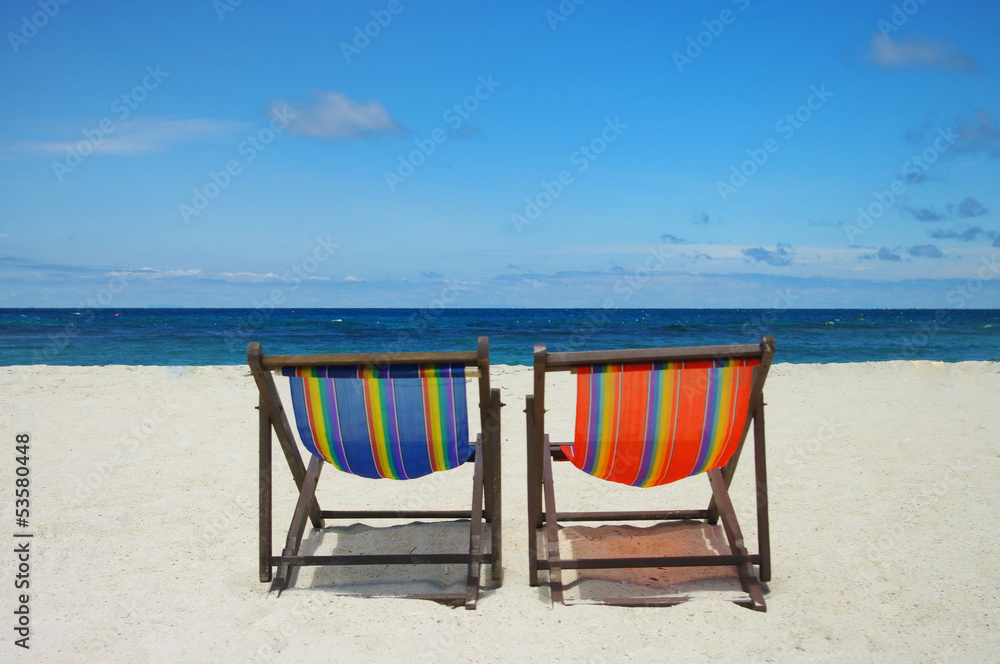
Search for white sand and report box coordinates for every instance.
[2,361,998,662]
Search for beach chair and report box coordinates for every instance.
[525,336,775,610]
[248,337,502,609]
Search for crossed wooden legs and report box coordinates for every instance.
[528,400,770,611]
[260,390,502,609]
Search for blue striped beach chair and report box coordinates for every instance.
[525,336,775,610]
[248,337,502,609]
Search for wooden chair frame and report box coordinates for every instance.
[248,337,502,609]
[526,336,775,610]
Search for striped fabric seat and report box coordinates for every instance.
[281,363,471,480]
[565,358,759,487]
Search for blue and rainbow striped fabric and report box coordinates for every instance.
[567,358,758,487]
[281,363,471,480]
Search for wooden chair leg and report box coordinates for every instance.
[707,400,770,584]
[482,431,495,526]
[706,423,749,525]
[707,469,766,611]
[247,355,324,530]
[465,437,486,609]
[259,400,272,583]
[754,402,771,583]
[489,388,503,584]
[541,437,563,605]
[526,396,541,587]
[271,455,324,594]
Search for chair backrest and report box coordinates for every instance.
[535,336,775,488]
[254,339,491,481]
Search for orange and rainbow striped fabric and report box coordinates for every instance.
[281,363,471,480]
[566,358,759,487]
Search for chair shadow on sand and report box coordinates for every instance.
[556,520,754,603]
[286,520,499,599]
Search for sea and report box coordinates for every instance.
[1,308,998,366]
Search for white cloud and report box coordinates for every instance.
[19,118,248,156]
[106,268,328,283]
[270,90,403,140]
[217,271,328,283]
[343,275,363,282]
[866,33,976,71]
[107,268,203,280]
[515,241,982,281]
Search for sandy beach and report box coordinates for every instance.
[2,361,998,663]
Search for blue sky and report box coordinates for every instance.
[2,0,1000,308]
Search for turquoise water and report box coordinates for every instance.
[1,308,998,365]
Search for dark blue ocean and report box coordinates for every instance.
[1,308,998,366]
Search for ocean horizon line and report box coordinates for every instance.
[4,306,998,311]
[2,308,997,366]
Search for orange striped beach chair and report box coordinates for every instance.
[526,336,775,610]
[248,337,502,609]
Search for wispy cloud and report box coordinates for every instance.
[269,90,403,140]
[903,206,946,222]
[806,218,841,227]
[106,268,329,283]
[904,168,937,185]
[0,255,106,278]
[875,247,902,262]
[1,259,336,285]
[453,125,484,140]
[957,197,989,217]
[660,233,686,244]
[741,246,792,266]
[108,268,203,280]
[866,33,976,72]
[902,198,990,224]
[909,244,944,258]
[953,110,1000,158]
[12,118,247,157]
[217,271,329,283]
[929,226,989,242]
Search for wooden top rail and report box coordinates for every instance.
[260,350,481,370]
[271,366,483,378]
[541,338,773,371]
